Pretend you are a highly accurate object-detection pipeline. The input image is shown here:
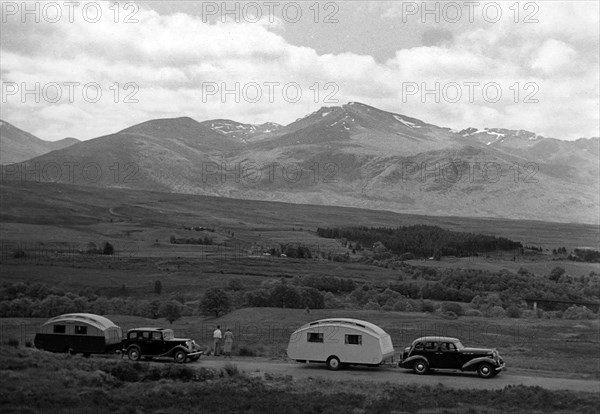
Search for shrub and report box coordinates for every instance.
[549,267,566,281]
[154,280,162,295]
[441,302,464,316]
[238,346,255,357]
[506,305,522,318]
[160,300,182,324]
[464,309,483,317]
[195,367,218,381]
[200,288,230,317]
[392,299,407,311]
[485,306,506,318]
[269,284,303,308]
[102,242,114,255]
[222,363,241,377]
[563,305,596,320]
[161,365,195,381]
[421,300,437,313]
[399,253,415,261]
[441,311,458,320]
[106,362,140,382]
[363,300,381,311]
[228,279,244,291]
[323,292,342,309]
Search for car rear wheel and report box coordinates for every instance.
[477,362,494,378]
[127,346,141,361]
[413,360,429,375]
[174,350,187,363]
[326,356,341,370]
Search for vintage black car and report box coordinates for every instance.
[121,327,203,363]
[399,336,505,378]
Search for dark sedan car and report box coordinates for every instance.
[121,327,203,363]
[399,336,505,378]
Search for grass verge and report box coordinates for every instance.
[1,346,599,414]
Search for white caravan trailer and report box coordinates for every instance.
[287,318,395,370]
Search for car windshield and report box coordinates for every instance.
[162,329,174,340]
[454,340,465,350]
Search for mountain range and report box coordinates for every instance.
[1,102,598,224]
[0,120,79,164]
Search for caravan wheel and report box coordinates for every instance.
[326,356,341,370]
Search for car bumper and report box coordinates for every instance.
[187,351,204,357]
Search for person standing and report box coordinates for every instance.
[223,328,234,358]
[213,325,222,356]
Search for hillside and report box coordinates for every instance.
[0,120,79,164]
[2,103,598,223]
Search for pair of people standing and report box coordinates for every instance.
[212,325,234,357]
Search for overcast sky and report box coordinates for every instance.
[1,1,598,141]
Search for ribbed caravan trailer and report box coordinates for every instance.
[34,313,122,355]
[287,318,396,370]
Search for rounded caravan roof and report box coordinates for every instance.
[293,318,390,338]
[40,313,119,331]
[412,336,460,344]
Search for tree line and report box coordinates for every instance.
[316,225,522,258]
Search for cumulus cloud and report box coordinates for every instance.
[0,0,598,140]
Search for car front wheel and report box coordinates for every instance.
[413,360,429,375]
[477,362,494,378]
[174,350,187,363]
[127,346,141,361]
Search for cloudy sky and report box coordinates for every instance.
[1,0,598,141]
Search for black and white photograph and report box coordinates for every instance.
[1,1,599,412]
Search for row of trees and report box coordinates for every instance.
[264,244,313,259]
[169,235,214,245]
[198,282,326,317]
[291,275,356,293]
[0,294,187,323]
[384,266,599,306]
[569,249,600,263]
[316,225,522,258]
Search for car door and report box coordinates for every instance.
[436,342,461,369]
[422,341,443,368]
[147,331,165,355]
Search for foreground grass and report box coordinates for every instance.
[1,347,599,414]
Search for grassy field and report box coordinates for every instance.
[1,181,598,251]
[3,307,599,380]
[1,181,598,299]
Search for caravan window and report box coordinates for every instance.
[345,334,362,345]
[307,333,324,343]
[74,326,87,335]
[53,325,66,334]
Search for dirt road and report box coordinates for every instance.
[195,357,600,393]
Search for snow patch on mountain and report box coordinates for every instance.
[394,115,421,128]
